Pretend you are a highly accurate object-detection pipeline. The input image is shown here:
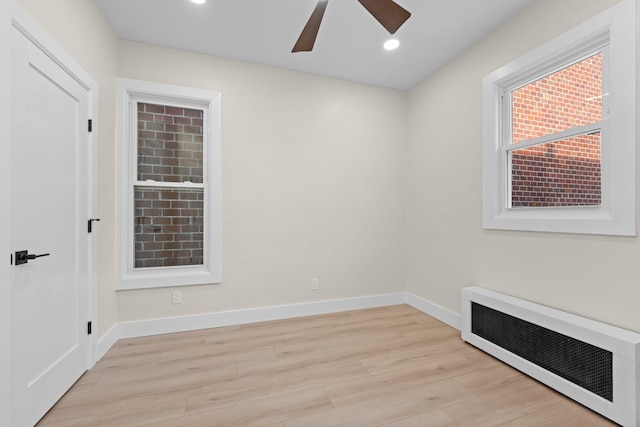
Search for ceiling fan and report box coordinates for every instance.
[292,0,411,53]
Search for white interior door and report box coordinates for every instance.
[10,25,91,427]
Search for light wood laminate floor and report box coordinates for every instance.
[38,305,616,426]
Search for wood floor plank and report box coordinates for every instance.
[499,399,618,426]
[186,359,368,413]
[324,354,496,406]
[381,408,455,426]
[151,386,332,427]
[38,391,188,427]
[36,304,617,427]
[442,375,574,426]
[285,377,474,427]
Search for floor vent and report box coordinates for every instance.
[461,287,640,427]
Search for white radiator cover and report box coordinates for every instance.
[461,286,640,427]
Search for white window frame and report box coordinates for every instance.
[482,0,635,236]
[117,78,222,290]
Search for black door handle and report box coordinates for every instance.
[25,253,50,260]
[15,250,50,265]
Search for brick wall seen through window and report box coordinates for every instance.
[134,103,204,268]
[510,53,602,207]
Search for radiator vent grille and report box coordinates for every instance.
[471,302,613,401]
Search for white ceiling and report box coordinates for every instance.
[95,0,534,90]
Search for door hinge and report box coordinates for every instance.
[88,218,101,233]
[88,119,93,132]
[87,321,92,335]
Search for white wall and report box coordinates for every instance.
[116,41,408,322]
[406,0,640,332]
[9,0,638,347]
[10,0,407,332]
[0,0,405,421]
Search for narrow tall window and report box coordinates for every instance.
[134,103,205,268]
[117,79,221,289]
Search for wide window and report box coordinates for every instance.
[482,0,635,236]
[117,79,221,289]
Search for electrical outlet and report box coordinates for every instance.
[172,291,182,304]
[311,278,319,291]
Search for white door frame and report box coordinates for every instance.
[0,2,11,424]
[0,1,99,423]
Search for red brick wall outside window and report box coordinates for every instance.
[510,53,602,207]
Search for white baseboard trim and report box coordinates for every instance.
[117,292,406,339]
[95,324,118,362]
[405,292,461,330]
[92,292,461,366]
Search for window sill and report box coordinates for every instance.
[117,267,220,290]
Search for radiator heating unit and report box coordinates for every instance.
[461,286,640,426]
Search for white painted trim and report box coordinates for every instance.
[91,292,463,358]
[86,70,100,369]
[482,0,636,236]
[462,286,640,427]
[405,292,461,330]
[0,1,12,425]
[118,293,406,339]
[116,78,222,290]
[9,6,97,92]
[96,325,119,362]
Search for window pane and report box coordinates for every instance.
[137,102,203,184]
[511,53,602,144]
[510,132,601,208]
[134,187,204,268]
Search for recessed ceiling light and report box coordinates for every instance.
[190,0,206,4]
[383,39,400,51]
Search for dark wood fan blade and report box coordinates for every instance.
[356,0,411,34]
[292,0,328,52]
